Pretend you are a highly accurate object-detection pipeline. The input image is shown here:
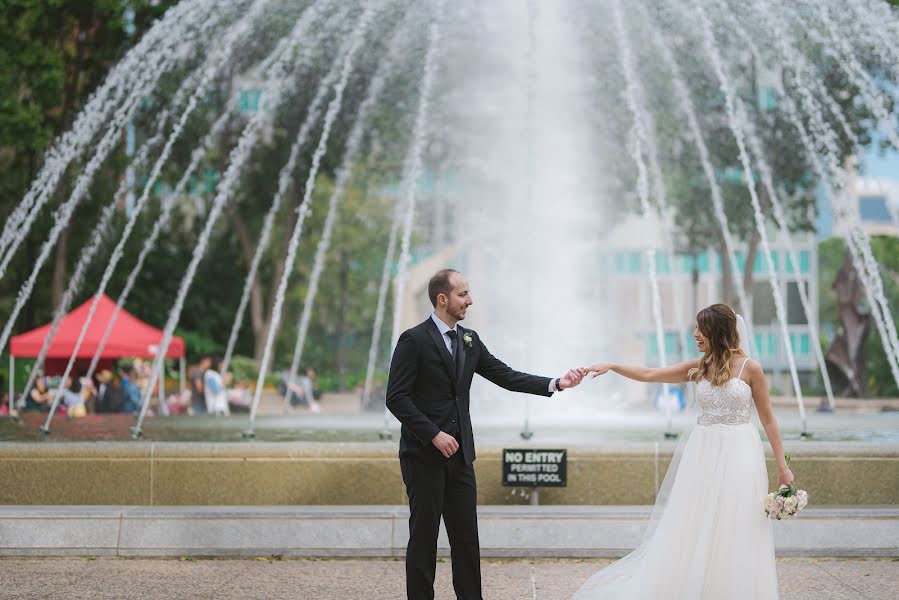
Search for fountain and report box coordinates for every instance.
[1,0,898,507]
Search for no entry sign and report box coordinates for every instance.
[502,448,567,487]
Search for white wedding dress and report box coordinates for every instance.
[573,359,779,599]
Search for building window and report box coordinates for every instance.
[754,333,779,357]
[790,333,811,357]
[653,252,671,274]
[799,250,810,274]
[753,251,779,274]
[784,250,810,274]
[731,250,746,273]
[203,169,220,193]
[629,252,641,273]
[757,86,778,112]
[752,281,776,325]
[718,166,744,185]
[611,252,644,274]
[698,252,710,273]
[647,332,682,358]
[787,281,809,325]
[858,195,891,222]
[238,89,262,113]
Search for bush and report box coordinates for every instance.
[227,355,258,383]
[315,368,386,393]
[174,329,219,363]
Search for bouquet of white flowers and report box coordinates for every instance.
[764,453,809,520]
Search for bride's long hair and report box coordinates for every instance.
[687,303,743,386]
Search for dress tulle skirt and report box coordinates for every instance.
[573,423,779,599]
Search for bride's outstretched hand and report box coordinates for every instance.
[585,363,612,378]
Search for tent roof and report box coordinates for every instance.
[9,293,184,359]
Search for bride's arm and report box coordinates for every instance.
[584,359,697,384]
[747,360,794,488]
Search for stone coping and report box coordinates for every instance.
[0,505,895,558]
[2,504,897,518]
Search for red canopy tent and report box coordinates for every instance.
[8,294,185,405]
[11,292,184,361]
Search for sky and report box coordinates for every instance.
[861,140,899,181]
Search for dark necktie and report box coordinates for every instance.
[446,329,458,367]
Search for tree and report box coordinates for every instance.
[0,0,177,321]
[589,0,883,317]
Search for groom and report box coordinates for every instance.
[386,269,585,600]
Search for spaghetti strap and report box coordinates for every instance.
[736,357,750,380]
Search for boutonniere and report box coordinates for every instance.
[462,332,473,348]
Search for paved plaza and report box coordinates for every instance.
[1,557,895,599]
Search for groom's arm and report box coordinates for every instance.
[475,337,554,397]
[386,331,441,443]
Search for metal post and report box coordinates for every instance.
[179,356,186,394]
[157,360,169,416]
[529,489,539,506]
[8,355,14,417]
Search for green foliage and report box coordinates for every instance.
[816,237,846,341]
[173,328,218,363]
[0,353,36,394]
[863,236,899,396]
[227,355,258,384]
[6,0,892,401]
[313,367,386,394]
[0,0,178,326]
[590,1,882,310]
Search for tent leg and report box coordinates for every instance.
[158,360,169,417]
[8,355,14,418]
[179,356,186,395]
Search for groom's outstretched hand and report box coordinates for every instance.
[558,368,586,390]
[432,431,459,458]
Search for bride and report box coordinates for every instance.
[574,303,793,600]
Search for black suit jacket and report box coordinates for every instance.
[386,317,553,464]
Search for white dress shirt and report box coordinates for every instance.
[430,313,559,393]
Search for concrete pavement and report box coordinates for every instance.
[1,557,895,599]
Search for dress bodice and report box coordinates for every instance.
[696,377,753,425]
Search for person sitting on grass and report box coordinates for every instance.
[95,369,124,414]
[25,377,53,411]
[119,367,142,414]
[62,375,87,418]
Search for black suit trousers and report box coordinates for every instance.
[400,452,482,600]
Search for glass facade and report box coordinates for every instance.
[858,195,891,222]
[607,243,816,372]
[646,330,813,360]
[609,249,811,276]
[237,89,262,113]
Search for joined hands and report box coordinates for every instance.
[584,363,613,378]
[431,367,588,459]
[559,367,587,389]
